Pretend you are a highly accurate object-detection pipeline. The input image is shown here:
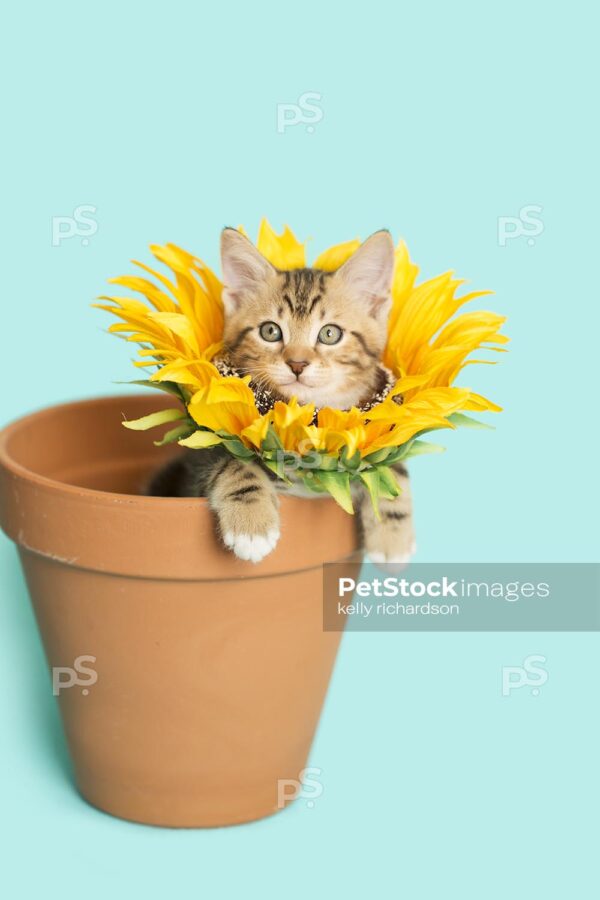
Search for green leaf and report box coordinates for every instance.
[340,446,362,471]
[317,454,341,471]
[363,447,392,465]
[314,470,354,514]
[359,468,382,517]
[383,442,414,464]
[299,474,328,495]
[402,439,447,458]
[122,407,186,431]
[179,430,224,449]
[376,465,402,499]
[262,457,292,483]
[446,413,495,431]
[117,379,185,399]
[224,439,256,459]
[261,426,285,453]
[291,450,323,471]
[153,422,196,446]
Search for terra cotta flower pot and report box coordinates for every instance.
[0,394,358,827]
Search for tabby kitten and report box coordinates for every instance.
[148,227,416,564]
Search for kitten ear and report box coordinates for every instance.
[220,227,275,313]
[335,230,395,319]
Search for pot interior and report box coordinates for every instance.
[2,394,182,495]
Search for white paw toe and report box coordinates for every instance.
[366,551,386,564]
[366,541,416,566]
[387,553,412,564]
[224,529,280,563]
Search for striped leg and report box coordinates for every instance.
[357,464,416,564]
[207,457,280,563]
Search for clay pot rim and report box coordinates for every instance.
[0,393,214,508]
[0,394,360,579]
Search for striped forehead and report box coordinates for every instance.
[277,268,333,318]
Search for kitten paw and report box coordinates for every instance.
[365,537,417,569]
[367,540,417,566]
[223,528,280,563]
[214,472,280,563]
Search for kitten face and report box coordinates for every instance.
[220,228,395,409]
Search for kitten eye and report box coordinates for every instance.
[259,321,283,342]
[317,324,343,345]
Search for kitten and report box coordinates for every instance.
[148,228,416,564]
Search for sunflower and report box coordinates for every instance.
[97,220,506,513]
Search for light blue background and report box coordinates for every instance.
[1,2,598,897]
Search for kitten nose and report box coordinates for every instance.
[287,360,310,376]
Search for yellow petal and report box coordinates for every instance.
[150,358,219,389]
[122,408,186,431]
[313,239,361,271]
[241,414,272,449]
[179,430,224,449]
[255,219,306,269]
